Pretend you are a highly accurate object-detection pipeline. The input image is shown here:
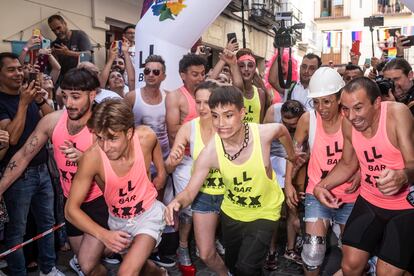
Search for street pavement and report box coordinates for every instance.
[1,217,343,275]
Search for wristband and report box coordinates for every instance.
[23,47,29,52]
[396,55,404,58]
[35,99,46,107]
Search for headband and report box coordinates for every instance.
[238,54,256,64]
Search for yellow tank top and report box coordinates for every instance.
[190,118,225,195]
[243,86,261,124]
[215,123,284,222]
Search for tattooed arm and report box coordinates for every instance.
[0,111,60,196]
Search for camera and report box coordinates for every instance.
[273,18,305,48]
[375,76,395,96]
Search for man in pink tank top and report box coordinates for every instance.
[0,68,113,275]
[66,99,167,275]
[313,77,414,275]
[165,53,206,266]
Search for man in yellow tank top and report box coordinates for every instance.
[165,86,304,275]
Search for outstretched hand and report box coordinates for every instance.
[164,200,181,226]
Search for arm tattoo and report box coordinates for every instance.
[6,161,17,171]
[24,136,39,155]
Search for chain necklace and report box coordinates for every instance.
[221,122,250,161]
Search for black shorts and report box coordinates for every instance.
[64,196,109,237]
[342,196,414,271]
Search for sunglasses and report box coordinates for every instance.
[143,68,161,76]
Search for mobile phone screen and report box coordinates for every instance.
[227,32,237,43]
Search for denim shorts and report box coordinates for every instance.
[191,192,224,214]
[304,194,354,225]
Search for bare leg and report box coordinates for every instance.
[193,212,228,276]
[68,236,82,256]
[179,221,192,248]
[376,259,405,276]
[77,233,106,276]
[341,245,370,276]
[286,206,300,250]
[118,234,164,276]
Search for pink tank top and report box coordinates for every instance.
[180,86,197,155]
[52,110,102,202]
[352,102,411,210]
[181,86,197,124]
[101,133,157,218]
[307,113,358,203]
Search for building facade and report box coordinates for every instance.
[311,0,414,65]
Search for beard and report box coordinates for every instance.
[67,98,90,120]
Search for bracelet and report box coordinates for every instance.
[23,47,29,52]
[35,99,46,107]
[396,55,404,58]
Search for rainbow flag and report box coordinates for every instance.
[326,31,341,48]
[388,47,397,58]
[327,32,331,47]
[352,31,362,42]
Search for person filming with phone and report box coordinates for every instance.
[48,14,92,83]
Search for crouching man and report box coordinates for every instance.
[65,99,167,275]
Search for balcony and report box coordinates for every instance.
[250,3,276,27]
[315,0,351,20]
[248,0,280,28]
[372,0,412,16]
[277,1,303,42]
[226,0,245,12]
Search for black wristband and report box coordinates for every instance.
[35,99,46,107]
[396,55,404,58]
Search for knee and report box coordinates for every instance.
[78,257,101,275]
[341,255,362,274]
[199,248,215,264]
[301,234,326,271]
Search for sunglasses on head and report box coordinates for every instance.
[143,68,161,76]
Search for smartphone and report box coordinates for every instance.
[28,72,38,84]
[351,40,360,55]
[32,28,41,38]
[79,52,92,62]
[111,40,122,55]
[37,55,49,73]
[403,35,414,47]
[227,32,237,43]
[41,38,51,49]
[364,58,371,65]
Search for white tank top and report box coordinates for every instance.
[133,89,170,158]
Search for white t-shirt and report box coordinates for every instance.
[285,82,313,111]
[95,89,122,103]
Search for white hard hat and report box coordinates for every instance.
[308,67,345,98]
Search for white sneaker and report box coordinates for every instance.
[215,239,225,255]
[69,255,84,276]
[39,266,65,276]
